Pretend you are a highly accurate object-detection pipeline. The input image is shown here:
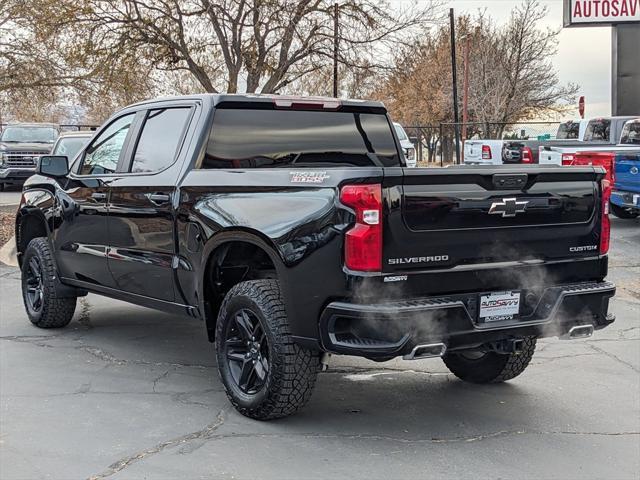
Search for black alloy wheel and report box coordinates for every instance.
[222,308,270,395]
[215,280,320,420]
[24,256,44,313]
[21,237,77,328]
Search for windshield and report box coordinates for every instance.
[203,109,400,168]
[620,121,640,145]
[0,126,58,143]
[556,121,580,139]
[583,119,611,142]
[52,136,90,159]
[394,123,409,141]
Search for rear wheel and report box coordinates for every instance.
[215,279,320,420]
[21,238,77,328]
[443,337,537,383]
[610,203,639,219]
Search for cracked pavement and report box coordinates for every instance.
[1,217,639,480]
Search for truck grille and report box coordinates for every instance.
[3,152,42,167]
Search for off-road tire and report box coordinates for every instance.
[21,237,76,328]
[610,203,639,219]
[443,337,537,384]
[215,279,320,420]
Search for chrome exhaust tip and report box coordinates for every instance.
[561,324,594,340]
[403,343,447,360]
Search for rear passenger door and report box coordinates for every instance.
[107,104,194,301]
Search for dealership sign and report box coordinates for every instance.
[564,0,640,26]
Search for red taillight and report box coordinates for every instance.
[522,147,533,163]
[561,153,576,165]
[340,184,383,271]
[600,179,611,254]
[481,145,492,160]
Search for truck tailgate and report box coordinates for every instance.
[383,166,604,273]
[463,141,484,164]
[614,152,640,193]
[539,147,562,164]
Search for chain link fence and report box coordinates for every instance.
[2,120,564,167]
[406,121,562,166]
[1,123,99,132]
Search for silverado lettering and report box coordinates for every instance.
[388,255,449,265]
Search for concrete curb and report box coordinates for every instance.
[0,236,18,267]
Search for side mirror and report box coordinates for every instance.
[37,155,69,177]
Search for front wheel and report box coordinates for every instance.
[21,238,77,328]
[443,337,537,384]
[610,203,639,219]
[215,280,320,420]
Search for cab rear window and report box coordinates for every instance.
[202,109,400,169]
[556,121,580,139]
[584,119,611,142]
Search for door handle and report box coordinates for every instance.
[91,192,107,201]
[146,193,171,205]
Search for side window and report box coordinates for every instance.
[80,114,135,175]
[130,108,191,173]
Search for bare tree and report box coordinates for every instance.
[464,1,578,136]
[375,0,578,140]
[0,0,156,122]
[26,0,440,95]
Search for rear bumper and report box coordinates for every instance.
[319,281,615,359]
[611,190,640,209]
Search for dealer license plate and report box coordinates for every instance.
[633,194,639,206]
[479,291,521,322]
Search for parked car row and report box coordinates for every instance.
[464,116,639,166]
[0,124,93,190]
[540,118,640,165]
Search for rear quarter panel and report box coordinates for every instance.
[176,167,384,341]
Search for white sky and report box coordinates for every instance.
[402,0,612,118]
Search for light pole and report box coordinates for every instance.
[449,8,461,164]
[461,33,471,160]
[333,3,339,98]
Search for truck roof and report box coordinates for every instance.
[126,93,387,112]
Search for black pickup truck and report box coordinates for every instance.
[16,94,615,420]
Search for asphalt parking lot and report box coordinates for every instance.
[1,217,638,480]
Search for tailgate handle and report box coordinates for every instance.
[492,173,528,190]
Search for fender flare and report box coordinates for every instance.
[197,229,289,337]
[15,207,52,258]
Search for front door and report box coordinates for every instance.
[54,113,137,287]
[107,106,193,301]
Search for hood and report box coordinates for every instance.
[0,142,54,153]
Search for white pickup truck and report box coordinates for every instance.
[464,119,587,166]
[539,117,639,165]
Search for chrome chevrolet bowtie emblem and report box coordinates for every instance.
[488,197,529,218]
